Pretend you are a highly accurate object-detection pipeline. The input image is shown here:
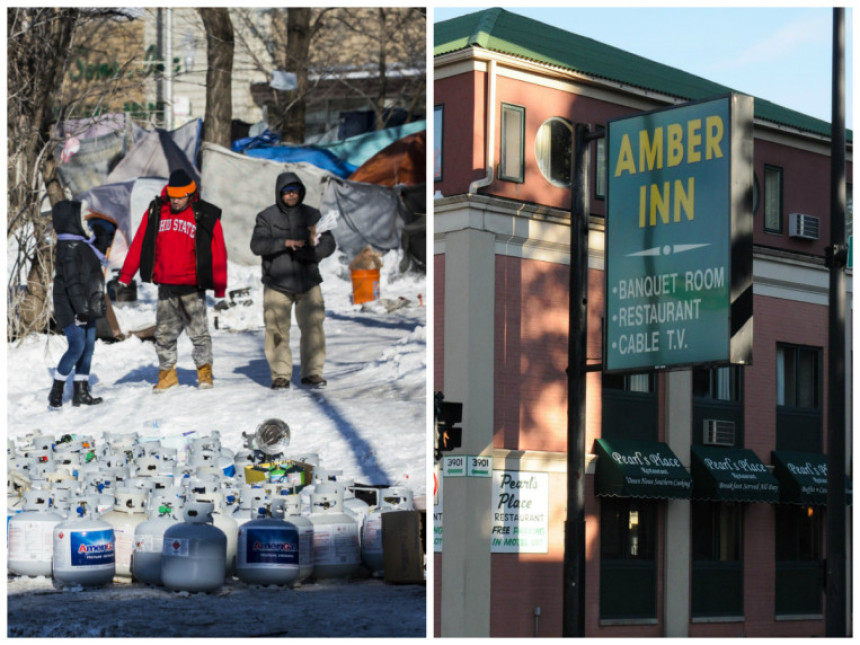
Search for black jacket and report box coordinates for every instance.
[51,200,107,328]
[250,172,336,294]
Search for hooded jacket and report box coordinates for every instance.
[119,184,228,298]
[51,200,107,328]
[250,172,336,294]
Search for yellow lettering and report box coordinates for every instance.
[650,182,671,226]
[687,119,702,163]
[673,178,695,221]
[639,128,663,172]
[667,123,684,167]
[705,115,724,160]
[615,134,636,176]
[639,185,647,227]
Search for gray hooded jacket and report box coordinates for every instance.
[250,172,336,294]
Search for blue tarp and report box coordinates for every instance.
[234,120,427,179]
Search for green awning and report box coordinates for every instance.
[690,445,779,503]
[593,438,691,500]
[771,451,832,505]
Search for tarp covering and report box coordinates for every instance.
[106,126,200,186]
[55,128,136,197]
[320,120,426,169]
[690,445,779,503]
[349,131,426,187]
[75,177,166,270]
[243,143,356,178]
[199,142,336,266]
[593,438,692,500]
[319,177,409,262]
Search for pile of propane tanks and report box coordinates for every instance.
[7,419,419,592]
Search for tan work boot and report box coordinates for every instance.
[197,363,213,389]
[153,366,178,392]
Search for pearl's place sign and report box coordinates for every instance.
[605,94,754,372]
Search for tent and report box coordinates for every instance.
[348,131,426,187]
[106,120,201,185]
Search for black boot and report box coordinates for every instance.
[48,379,65,409]
[72,380,103,406]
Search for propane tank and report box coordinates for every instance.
[52,502,115,588]
[131,493,183,586]
[100,489,148,578]
[232,487,269,527]
[360,487,415,575]
[308,483,361,579]
[161,501,226,593]
[191,491,238,575]
[284,494,314,582]
[236,497,312,587]
[7,490,64,577]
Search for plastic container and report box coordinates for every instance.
[350,269,380,304]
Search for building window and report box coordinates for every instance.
[693,366,744,447]
[764,165,783,233]
[499,103,525,183]
[535,117,572,187]
[691,502,744,618]
[693,366,742,401]
[599,498,657,620]
[776,344,822,453]
[777,345,820,409]
[602,373,657,441]
[774,505,824,616]
[594,125,606,200]
[434,105,443,182]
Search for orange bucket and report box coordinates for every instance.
[351,269,380,304]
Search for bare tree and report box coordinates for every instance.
[197,8,234,149]
[8,8,80,339]
[7,7,139,340]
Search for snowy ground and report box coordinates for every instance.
[6,249,429,637]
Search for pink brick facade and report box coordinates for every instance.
[434,19,851,638]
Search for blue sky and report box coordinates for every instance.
[433,6,853,130]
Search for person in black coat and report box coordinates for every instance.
[48,200,114,408]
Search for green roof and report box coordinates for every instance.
[435,8,850,141]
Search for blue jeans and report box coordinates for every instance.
[57,321,97,378]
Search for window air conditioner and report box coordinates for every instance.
[789,213,820,240]
[703,419,735,447]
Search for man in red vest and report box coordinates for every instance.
[119,169,227,391]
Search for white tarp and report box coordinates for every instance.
[199,142,335,266]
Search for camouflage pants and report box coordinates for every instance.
[155,290,212,371]
[263,284,326,382]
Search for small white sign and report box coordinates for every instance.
[491,471,549,554]
[442,455,466,477]
[467,455,493,477]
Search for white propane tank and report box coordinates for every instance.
[235,498,312,587]
[161,501,226,593]
[283,494,314,583]
[52,502,115,588]
[8,490,64,577]
[308,484,361,579]
[232,487,269,527]
[360,487,415,575]
[131,495,183,586]
[100,489,148,578]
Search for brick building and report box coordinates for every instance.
[433,8,852,637]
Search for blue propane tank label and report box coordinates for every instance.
[245,527,299,565]
[70,529,115,567]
